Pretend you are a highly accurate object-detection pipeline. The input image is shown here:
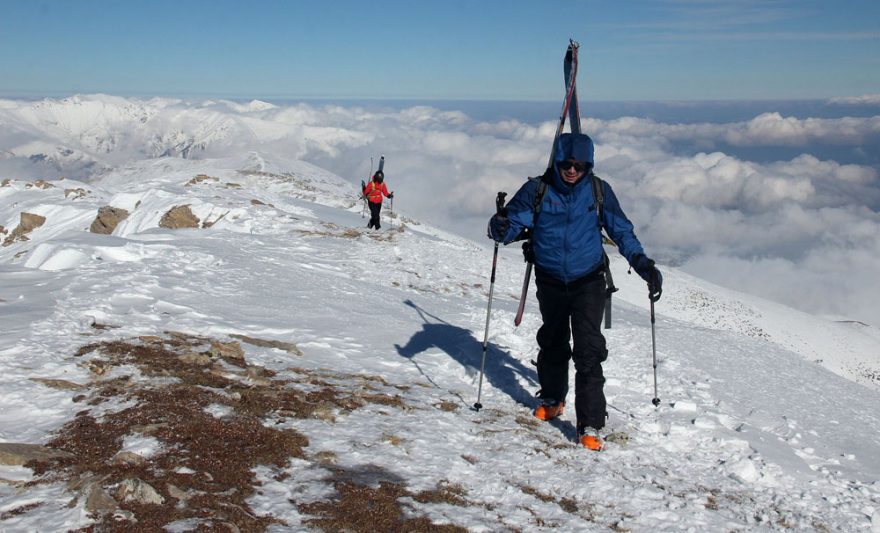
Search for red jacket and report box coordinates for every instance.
[363,179,391,204]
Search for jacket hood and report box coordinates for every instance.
[549,133,594,192]
[555,133,594,165]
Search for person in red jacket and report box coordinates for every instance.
[363,170,393,229]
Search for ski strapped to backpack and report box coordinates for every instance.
[513,39,617,328]
[514,39,580,326]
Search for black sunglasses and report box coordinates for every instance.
[558,160,588,172]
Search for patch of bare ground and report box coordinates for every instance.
[301,466,468,532]
[20,332,465,531]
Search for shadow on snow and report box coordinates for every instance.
[394,299,538,410]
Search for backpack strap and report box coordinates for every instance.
[590,173,604,222]
[513,174,550,244]
[531,175,549,222]
[590,173,618,329]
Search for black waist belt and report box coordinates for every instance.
[535,264,605,289]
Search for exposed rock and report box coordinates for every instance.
[29,378,86,391]
[91,321,120,331]
[159,205,200,229]
[243,367,273,387]
[2,212,46,247]
[179,351,213,365]
[89,206,130,235]
[29,179,54,189]
[111,451,148,467]
[210,340,245,361]
[229,334,303,356]
[166,483,190,502]
[1,179,10,187]
[185,174,218,186]
[116,478,165,505]
[64,188,87,199]
[130,423,169,436]
[85,482,119,515]
[0,443,74,466]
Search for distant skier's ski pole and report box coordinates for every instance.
[389,196,394,229]
[474,191,507,411]
[650,294,660,407]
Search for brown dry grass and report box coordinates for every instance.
[22,332,468,532]
[301,467,468,533]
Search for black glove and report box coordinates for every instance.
[487,214,510,242]
[388,192,394,199]
[631,254,663,302]
[522,241,535,263]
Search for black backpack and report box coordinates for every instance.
[525,172,619,328]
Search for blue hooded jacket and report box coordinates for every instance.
[498,133,645,283]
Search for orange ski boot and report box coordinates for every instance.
[534,399,565,421]
[579,427,605,451]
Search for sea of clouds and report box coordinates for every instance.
[2,95,878,326]
[289,98,880,327]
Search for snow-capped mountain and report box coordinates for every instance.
[0,94,375,181]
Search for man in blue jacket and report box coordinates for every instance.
[488,132,662,451]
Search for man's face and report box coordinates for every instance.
[558,160,587,184]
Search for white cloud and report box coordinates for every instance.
[589,113,880,147]
[828,94,880,105]
[1,95,879,325]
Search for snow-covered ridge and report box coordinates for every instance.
[0,148,878,530]
[2,148,878,390]
[0,94,372,177]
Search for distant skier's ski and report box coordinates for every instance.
[360,179,368,213]
[514,40,580,327]
[378,155,385,173]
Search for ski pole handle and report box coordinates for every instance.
[496,191,507,215]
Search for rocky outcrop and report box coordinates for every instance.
[64,188,87,199]
[0,443,74,465]
[159,205,200,229]
[89,206,130,235]
[2,212,46,247]
[27,180,54,189]
[116,478,165,505]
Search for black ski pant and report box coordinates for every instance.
[367,201,382,229]
[535,268,608,431]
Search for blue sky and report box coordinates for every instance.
[1,0,878,101]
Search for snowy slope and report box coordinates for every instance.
[1,151,879,531]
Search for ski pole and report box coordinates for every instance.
[474,191,507,411]
[390,196,394,229]
[650,294,660,407]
